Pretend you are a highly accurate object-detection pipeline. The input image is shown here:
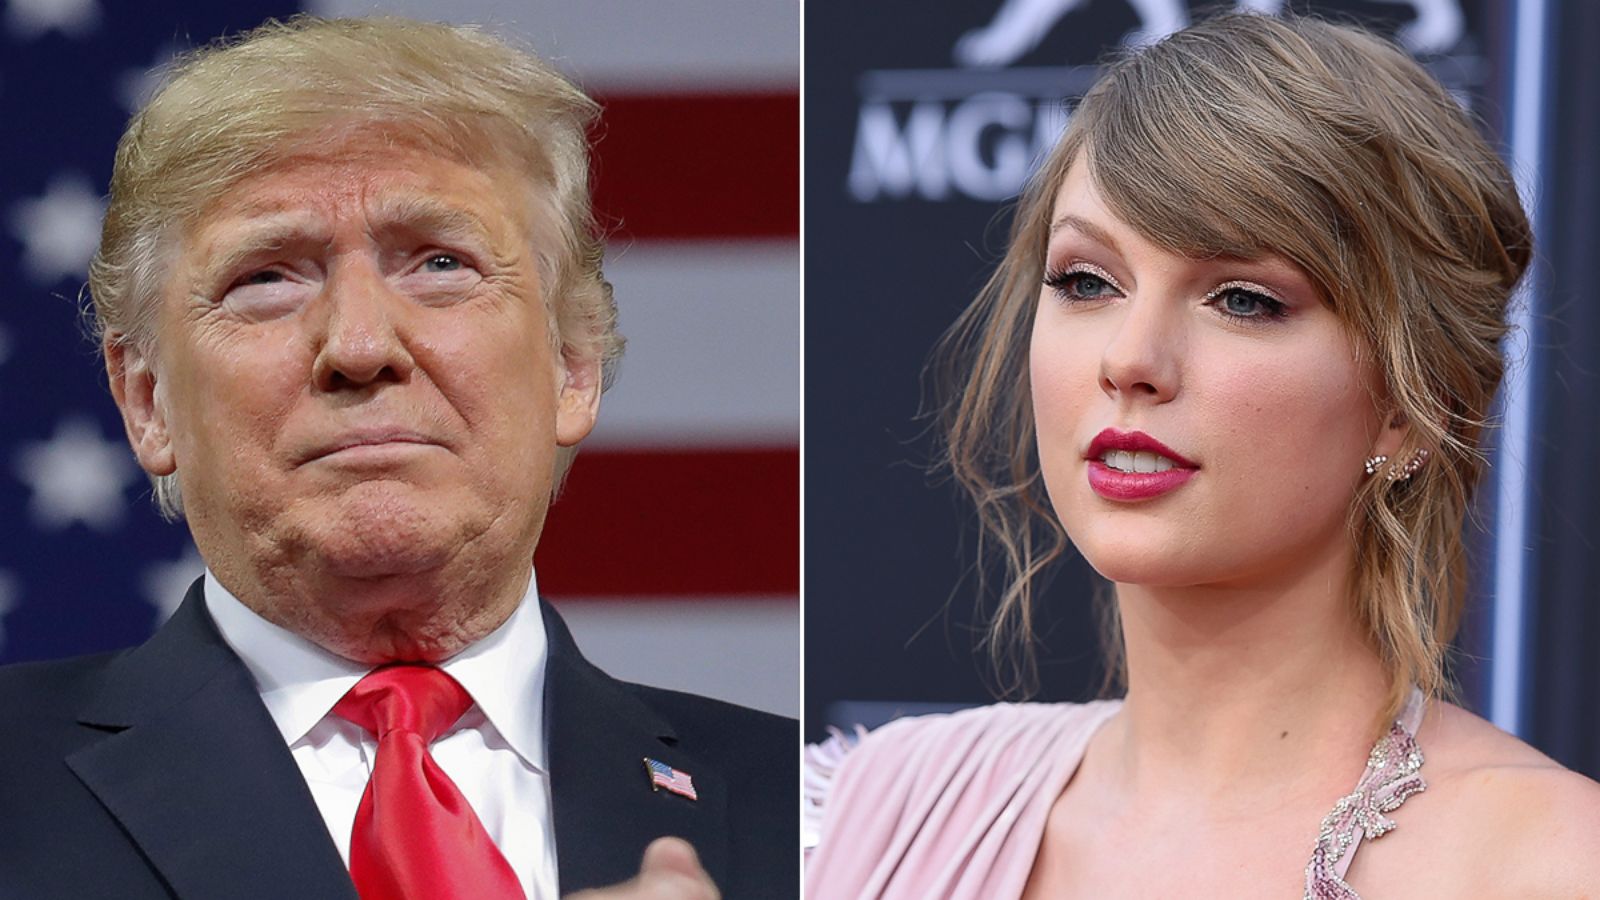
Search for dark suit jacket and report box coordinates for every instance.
[0,579,798,899]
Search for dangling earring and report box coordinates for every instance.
[1365,449,1430,481]
[1386,448,1430,482]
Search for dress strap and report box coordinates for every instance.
[1396,687,1426,736]
[1303,688,1428,900]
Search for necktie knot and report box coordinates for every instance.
[334,664,472,743]
[331,663,524,899]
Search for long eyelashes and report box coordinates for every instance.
[1201,281,1289,322]
[1042,262,1121,302]
[1041,264,1289,324]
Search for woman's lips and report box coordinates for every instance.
[1086,462,1197,501]
[1084,428,1198,501]
[1084,429,1197,467]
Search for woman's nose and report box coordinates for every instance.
[1097,299,1180,404]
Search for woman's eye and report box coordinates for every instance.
[1068,273,1113,298]
[1044,268,1119,301]
[1210,286,1287,320]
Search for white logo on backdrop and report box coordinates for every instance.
[956,0,1461,65]
[956,0,1188,65]
[849,0,1471,203]
[1248,0,1463,55]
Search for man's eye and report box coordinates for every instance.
[240,270,286,285]
[422,254,464,272]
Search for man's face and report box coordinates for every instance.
[110,136,599,658]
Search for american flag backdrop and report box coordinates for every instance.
[0,0,798,716]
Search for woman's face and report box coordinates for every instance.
[1030,162,1403,589]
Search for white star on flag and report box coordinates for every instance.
[0,571,16,656]
[143,545,204,625]
[8,174,105,286]
[117,43,183,114]
[3,0,99,39]
[14,415,138,531]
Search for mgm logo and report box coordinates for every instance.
[848,0,1474,203]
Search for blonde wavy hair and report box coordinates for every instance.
[87,16,622,519]
[933,14,1531,726]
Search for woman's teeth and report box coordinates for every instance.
[1100,449,1175,473]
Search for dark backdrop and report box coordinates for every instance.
[1529,0,1600,776]
[804,0,1600,779]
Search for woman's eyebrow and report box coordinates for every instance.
[1048,214,1121,254]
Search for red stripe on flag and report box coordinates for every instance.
[590,92,799,241]
[536,447,798,596]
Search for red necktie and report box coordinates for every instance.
[334,664,526,900]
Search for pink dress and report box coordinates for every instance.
[805,693,1427,899]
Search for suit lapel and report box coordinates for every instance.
[541,602,731,895]
[66,579,357,900]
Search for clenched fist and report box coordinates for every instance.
[566,837,720,900]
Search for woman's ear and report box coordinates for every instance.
[1371,409,1411,460]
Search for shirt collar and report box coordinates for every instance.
[204,569,549,772]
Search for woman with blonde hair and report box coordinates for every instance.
[806,13,1600,898]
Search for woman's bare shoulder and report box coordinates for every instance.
[1417,701,1600,895]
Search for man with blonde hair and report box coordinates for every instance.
[0,16,795,900]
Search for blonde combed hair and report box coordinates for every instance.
[934,14,1531,727]
[87,16,622,518]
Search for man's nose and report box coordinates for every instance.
[1098,298,1180,404]
[311,261,415,392]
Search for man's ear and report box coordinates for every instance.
[555,347,601,448]
[105,336,176,476]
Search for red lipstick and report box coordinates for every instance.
[1084,429,1198,502]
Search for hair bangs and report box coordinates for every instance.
[1071,25,1376,313]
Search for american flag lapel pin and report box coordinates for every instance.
[643,758,699,801]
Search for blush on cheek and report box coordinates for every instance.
[1029,350,1098,469]
[1238,361,1368,465]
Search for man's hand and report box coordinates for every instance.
[565,837,720,900]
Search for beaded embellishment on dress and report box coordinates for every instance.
[1304,689,1427,900]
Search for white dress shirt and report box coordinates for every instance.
[204,570,558,900]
